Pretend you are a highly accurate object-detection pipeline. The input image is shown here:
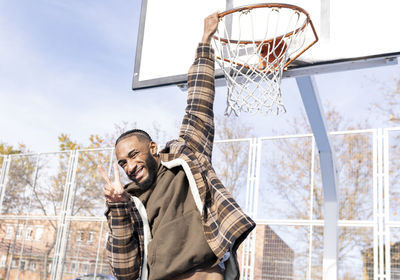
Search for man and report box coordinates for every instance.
[99,12,255,280]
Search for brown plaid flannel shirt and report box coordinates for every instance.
[105,43,255,280]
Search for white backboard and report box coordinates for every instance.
[133,0,400,89]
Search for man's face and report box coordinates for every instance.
[116,135,158,190]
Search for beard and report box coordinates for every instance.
[129,151,158,190]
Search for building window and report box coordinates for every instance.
[0,255,6,268]
[25,227,34,240]
[30,261,37,271]
[81,262,90,273]
[6,225,13,239]
[16,225,23,240]
[71,262,79,273]
[11,259,18,268]
[35,227,43,241]
[20,260,27,270]
[76,231,84,242]
[87,232,94,243]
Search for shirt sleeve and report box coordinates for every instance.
[105,200,143,280]
[179,43,215,161]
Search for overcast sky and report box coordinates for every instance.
[0,0,399,153]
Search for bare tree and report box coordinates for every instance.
[0,144,35,214]
[369,77,400,277]
[0,143,34,279]
[213,116,253,202]
[370,78,400,124]
[258,105,376,278]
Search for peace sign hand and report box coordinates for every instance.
[98,162,130,203]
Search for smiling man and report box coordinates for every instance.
[99,12,255,280]
[115,130,159,190]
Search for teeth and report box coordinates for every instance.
[135,166,143,176]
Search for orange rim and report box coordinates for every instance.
[213,3,319,71]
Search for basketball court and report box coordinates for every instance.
[133,0,400,279]
[0,1,399,279]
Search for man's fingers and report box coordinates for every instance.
[98,165,112,185]
[112,162,125,195]
[104,183,113,193]
[202,11,219,43]
[104,185,118,200]
[100,164,128,202]
[113,162,121,182]
[104,188,113,197]
[210,12,219,33]
[105,187,129,203]
[105,194,118,203]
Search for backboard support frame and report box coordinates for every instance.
[175,55,399,91]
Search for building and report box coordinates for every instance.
[0,219,111,280]
[362,242,400,279]
[239,224,295,279]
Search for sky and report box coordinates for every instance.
[0,0,399,153]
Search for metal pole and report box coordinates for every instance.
[372,129,379,280]
[51,150,79,280]
[94,220,105,277]
[241,139,255,278]
[16,154,40,280]
[55,150,79,280]
[383,128,391,279]
[296,75,339,280]
[248,139,262,280]
[50,151,74,280]
[320,0,330,41]
[377,128,385,278]
[6,222,21,280]
[242,138,257,279]
[0,155,11,213]
[307,137,316,280]
[225,0,234,39]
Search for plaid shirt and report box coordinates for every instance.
[105,43,255,280]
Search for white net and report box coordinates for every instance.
[212,4,317,116]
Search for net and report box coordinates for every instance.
[212,4,318,116]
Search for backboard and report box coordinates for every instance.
[133,0,400,90]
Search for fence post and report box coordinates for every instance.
[0,155,11,213]
[51,150,79,280]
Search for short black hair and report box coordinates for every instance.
[115,129,152,146]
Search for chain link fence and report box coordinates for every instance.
[0,128,399,279]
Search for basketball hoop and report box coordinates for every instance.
[212,3,318,116]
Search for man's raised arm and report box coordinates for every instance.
[179,12,219,160]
